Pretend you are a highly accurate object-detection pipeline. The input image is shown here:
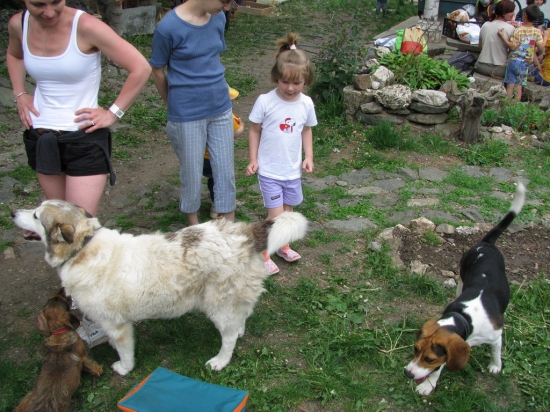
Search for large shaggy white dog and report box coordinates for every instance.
[12,200,308,375]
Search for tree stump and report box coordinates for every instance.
[445,83,506,145]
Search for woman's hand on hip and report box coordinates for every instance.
[15,94,38,129]
[75,107,117,133]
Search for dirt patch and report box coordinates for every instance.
[398,226,550,286]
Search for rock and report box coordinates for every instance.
[371,179,406,191]
[412,89,448,106]
[355,111,405,125]
[407,112,448,125]
[409,101,450,114]
[397,167,418,181]
[343,86,375,117]
[374,46,391,57]
[409,217,436,234]
[456,226,481,235]
[4,247,15,259]
[410,260,429,275]
[369,241,382,252]
[338,198,358,207]
[419,167,448,182]
[489,167,512,182]
[461,208,485,223]
[354,74,374,91]
[347,186,385,196]
[374,84,411,110]
[441,270,456,278]
[385,108,411,115]
[461,165,486,177]
[436,223,455,234]
[360,101,383,114]
[339,169,372,185]
[324,217,378,232]
[372,66,394,87]
[407,198,439,207]
[424,211,460,223]
[443,278,457,288]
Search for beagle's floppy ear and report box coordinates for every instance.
[444,334,471,371]
[36,312,51,337]
[418,318,440,339]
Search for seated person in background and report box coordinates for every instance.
[477,0,496,21]
[516,0,546,30]
[499,5,544,100]
[475,0,517,78]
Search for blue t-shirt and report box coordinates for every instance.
[149,10,231,122]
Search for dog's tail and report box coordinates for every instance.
[482,182,526,245]
[261,212,308,256]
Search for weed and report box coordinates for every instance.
[364,121,405,150]
[422,231,442,246]
[457,139,510,166]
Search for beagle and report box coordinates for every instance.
[404,182,526,396]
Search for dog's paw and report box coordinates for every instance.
[112,361,132,376]
[416,381,435,396]
[205,356,230,371]
[488,363,502,374]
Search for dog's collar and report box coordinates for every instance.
[59,234,94,268]
[51,327,70,335]
[446,312,472,339]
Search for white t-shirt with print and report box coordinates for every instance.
[249,89,318,181]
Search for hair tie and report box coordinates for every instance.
[290,44,297,50]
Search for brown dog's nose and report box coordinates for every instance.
[404,368,414,379]
[11,211,16,218]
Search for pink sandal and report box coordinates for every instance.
[263,258,280,275]
[276,247,301,262]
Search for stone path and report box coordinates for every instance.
[3,151,545,263]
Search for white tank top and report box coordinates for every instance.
[23,10,101,131]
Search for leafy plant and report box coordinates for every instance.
[376,52,471,91]
[482,101,550,133]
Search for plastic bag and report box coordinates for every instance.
[455,23,481,44]
[447,8,470,22]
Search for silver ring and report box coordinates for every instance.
[91,121,95,126]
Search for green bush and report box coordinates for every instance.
[311,6,372,101]
[376,52,471,91]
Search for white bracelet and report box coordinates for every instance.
[14,91,28,103]
[109,103,125,118]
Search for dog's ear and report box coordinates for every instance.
[418,318,440,339]
[69,313,80,330]
[36,312,51,337]
[52,223,75,244]
[444,334,471,371]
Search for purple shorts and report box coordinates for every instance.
[258,174,303,209]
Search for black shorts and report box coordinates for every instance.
[23,128,111,177]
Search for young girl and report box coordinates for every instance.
[245,33,317,275]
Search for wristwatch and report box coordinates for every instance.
[109,103,125,118]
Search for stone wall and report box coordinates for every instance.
[344,66,550,128]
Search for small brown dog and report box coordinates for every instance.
[15,288,103,412]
